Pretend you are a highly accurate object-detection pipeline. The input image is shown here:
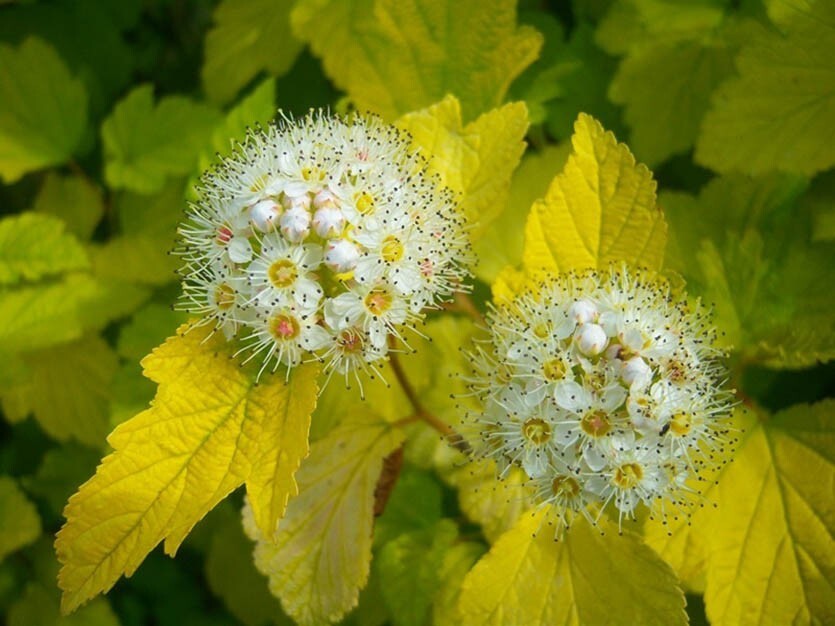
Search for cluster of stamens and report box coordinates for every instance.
[465,266,734,530]
[176,111,471,384]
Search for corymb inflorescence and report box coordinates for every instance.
[175,111,471,384]
[465,266,735,531]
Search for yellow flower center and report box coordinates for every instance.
[543,358,566,381]
[580,410,611,438]
[552,475,580,499]
[249,173,269,193]
[269,314,300,340]
[268,259,298,288]
[669,411,693,436]
[533,322,550,339]
[364,288,393,316]
[522,418,551,446]
[613,463,644,489]
[213,283,235,310]
[355,191,374,215]
[337,328,364,354]
[381,236,405,262]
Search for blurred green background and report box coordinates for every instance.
[0,0,833,624]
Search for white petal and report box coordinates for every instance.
[583,444,608,472]
[554,380,591,413]
[228,237,253,263]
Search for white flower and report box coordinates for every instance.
[176,110,471,382]
[465,265,732,532]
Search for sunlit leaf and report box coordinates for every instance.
[704,402,835,626]
[248,416,405,626]
[397,95,529,240]
[55,325,319,613]
[292,0,542,121]
[458,508,687,626]
[522,113,666,275]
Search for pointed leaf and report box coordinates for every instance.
[696,2,835,176]
[248,417,405,626]
[397,96,529,240]
[0,37,88,183]
[202,0,300,104]
[522,113,666,275]
[292,0,542,121]
[0,476,41,563]
[0,213,88,285]
[55,325,319,613]
[458,509,686,626]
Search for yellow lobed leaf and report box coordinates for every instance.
[457,508,686,626]
[522,113,666,274]
[55,324,319,613]
[248,416,405,626]
[292,0,541,122]
[704,402,835,626]
[397,96,529,240]
[0,213,89,285]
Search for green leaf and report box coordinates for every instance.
[55,326,320,613]
[101,85,221,193]
[473,143,570,283]
[192,77,277,195]
[117,302,189,361]
[0,275,148,356]
[704,402,835,626]
[696,2,835,176]
[204,505,291,626]
[248,416,405,626]
[433,542,486,626]
[374,468,443,547]
[292,0,542,122]
[522,113,666,276]
[202,0,300,104]
[23,444,101,517]
[32,173,104,241]
[609,25,738,166]
[457,509,687,626]
[0,213,89,285]
[7,582,119,626]
[1,334,119,446]
[544,24,623,141]
[662,174,835,367]
[0,475,41,563]
[377,519,459,626]
[0,37,88,183]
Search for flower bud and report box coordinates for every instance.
[324,238,360,273]
[312,206,345,238]
[576,323,608,356]
[622,356,651,387]
[249,199,281,233]
[569,299,598,324]
[313,189,339,210]
[279,206,311,242]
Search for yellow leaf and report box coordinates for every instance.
[522,113,666,274]
[446,460,533,543]
[704,402,835,626]
[458,509,686,626]
[474,143,571,283]
[248,416,405,626]
[292,0,541,122]
[55,324,319,614]
[397,96,529,240]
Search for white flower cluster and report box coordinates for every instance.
[176,111,471,382]
[466,266,734,529]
